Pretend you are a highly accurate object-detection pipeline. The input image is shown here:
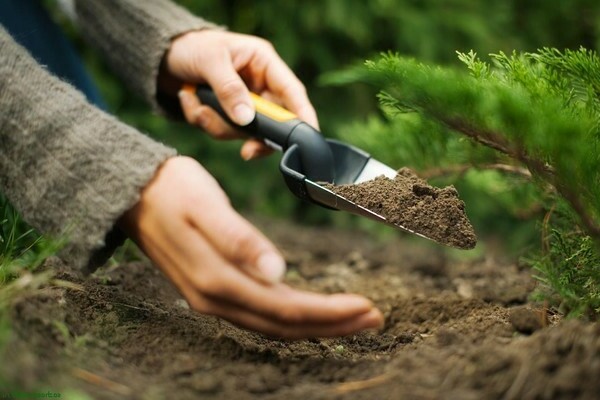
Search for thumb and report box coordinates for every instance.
[203,61,255,126]
[192,205,286,284]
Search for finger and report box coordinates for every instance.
[210,279,382,328]
[187,205,286,284]
[169,219,381,326]
[178,86,246,140]
[241,308,383,339]
[178,88,203,126]
[237,284,378,324]
[186,292,383,339]
[168,255,383,339]
[203,57,256,126]
[169,249,384,339]
[263,56,319,129]
[194,106,246,140]
[182,228,378,323]
[241,139,274,160]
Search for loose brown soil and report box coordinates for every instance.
[323,168,477,249]
[2,217,599,399]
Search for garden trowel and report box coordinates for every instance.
[189,85,442,245]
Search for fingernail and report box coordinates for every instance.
[241,148,259,161]
[232,104,255,126]
[256,253,286,284]
[178,90,189,101]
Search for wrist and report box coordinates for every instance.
[156,29,217,99]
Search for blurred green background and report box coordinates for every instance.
[65,0,600,246]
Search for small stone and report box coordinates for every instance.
[191,375,222,393]
[174,299,190,309]
[509,306,546,334]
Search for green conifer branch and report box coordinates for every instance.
[352,50,600,241]
[328,48,600,318]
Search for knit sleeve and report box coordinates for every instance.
[74,0,223,114]
[0,26,177,273]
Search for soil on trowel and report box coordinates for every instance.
[2,217,599,400]
[323,167,477,249]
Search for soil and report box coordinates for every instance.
[2,217,600,399]
[323,168,477,250]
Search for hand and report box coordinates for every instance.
[120,156,383,339]
[160,30,318,160]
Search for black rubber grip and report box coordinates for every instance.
[195,85,335,182]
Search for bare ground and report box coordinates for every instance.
[2,217,599,399]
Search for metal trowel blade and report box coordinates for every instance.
[304,179,436,243]
[279,139,450,246]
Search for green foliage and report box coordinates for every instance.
[531,227,600,319]
[0,198,63,283]
[0,200,70,390]
[529,198,600,318]
[57,0,600,225]
[329,48,600,317]
[0,197,63,354]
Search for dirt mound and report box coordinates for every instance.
[323,168,477,249]
[2,217,598,399]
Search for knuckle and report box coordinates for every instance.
[256,37,275,52]
[216,79,247,101]
[180,187,204,211]
[227,229,260,262]
[186,271,205,290]
[201,116,228,137]
[194,274,223,297]
[186,297,209,314]
[283,80,306,98]
[184,108,200,125]
[275,306,304,324]
[292,78,307,93]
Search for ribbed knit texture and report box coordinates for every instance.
[0,26,177,273]
[74,0,220,112]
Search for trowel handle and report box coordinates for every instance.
[193,84,302,150]
[190,85,335,183]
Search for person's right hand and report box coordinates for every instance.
[160,30,318,161]
[119,156,384,339]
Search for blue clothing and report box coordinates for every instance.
[0,0,105,108]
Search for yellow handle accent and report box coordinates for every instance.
[183,84,298,122]
[250,93,298,122]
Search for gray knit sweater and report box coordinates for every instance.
[0,0,218,273]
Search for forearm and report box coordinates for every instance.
[74,0,221,113]
[0,27,176,272]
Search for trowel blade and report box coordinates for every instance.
[304,179,437,244]
[355,158,397,184]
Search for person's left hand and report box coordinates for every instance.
[159,29,318,160]
[119,156,384,339]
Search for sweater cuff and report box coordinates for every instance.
[61,150,176,275]
[74,0,223,115]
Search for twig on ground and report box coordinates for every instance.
[50,279,84,291]
[72,367,132,396]
[332,373,393,394]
